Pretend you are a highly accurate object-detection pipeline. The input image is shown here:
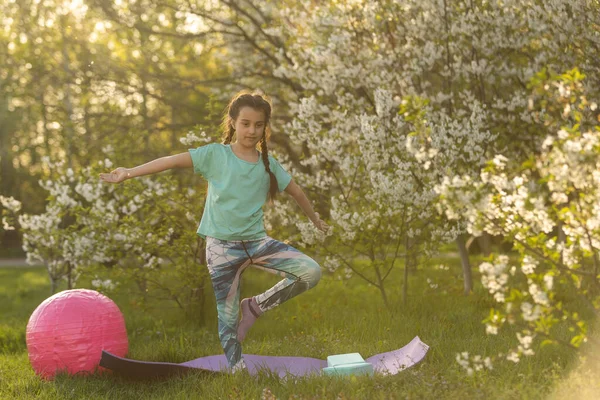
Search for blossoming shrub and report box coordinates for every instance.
[257,1,509,306]
[252,0,599,305]
[436,69,600,371]
[2,154,210,318]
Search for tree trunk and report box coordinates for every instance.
[188,285,206,324]
[67,263,73,289]
[61,15,74,170]
[403,257,409,305]
[0,84,17,198]
[142,78,150,151]
[403,235,410,305]
[477,232,492,256]
[48,263,58,295]
[40,91,52,159]
[171,105,178,150]
[373,262,390,309]
[456,234,473,295]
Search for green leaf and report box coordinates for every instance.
[571,274,581,289]
[540,339,555,348]
[570,335,584,348]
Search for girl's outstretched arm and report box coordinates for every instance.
[99,152,193,184]
[285,179,330,233]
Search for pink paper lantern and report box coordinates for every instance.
[26,288,128,380]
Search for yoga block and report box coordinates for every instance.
[322,353,374,377]
[327,352,365,367]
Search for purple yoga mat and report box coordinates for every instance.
[182,336,429,377]
[100,336,429,379]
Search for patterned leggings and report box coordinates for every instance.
[205,235,322,371]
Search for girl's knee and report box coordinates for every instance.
[306,260,321,288]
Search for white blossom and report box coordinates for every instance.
[521,255,538,275]
[506,352,520,363]
[0,195,23,213]
[521,302,542,322]
[180,130,212,145]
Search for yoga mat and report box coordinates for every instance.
[100,336,429,379]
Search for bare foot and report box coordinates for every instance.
[237,297,263,342]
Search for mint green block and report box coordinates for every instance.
[322,362,374,377]
[327,352,365,367]
[322,353,374,377]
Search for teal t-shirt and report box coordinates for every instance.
[188,143,292,241]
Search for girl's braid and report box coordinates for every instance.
[260,137,278,205]
[223,125,235,144]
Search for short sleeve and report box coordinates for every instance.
[269,156,292,192]
[188,144,216,179]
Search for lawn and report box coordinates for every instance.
[0,255,594,399]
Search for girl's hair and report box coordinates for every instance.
[220,90,279,204]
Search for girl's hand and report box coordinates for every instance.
[99,167,130,184]
[313,212,331,233]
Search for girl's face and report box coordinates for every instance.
[232,107,266,148]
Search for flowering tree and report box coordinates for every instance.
[437,69,600,371]
[233,0,600,303]
[234,0,512,301]
[3,147,214,318]
[39,0,596,304]
[5,0,600,316]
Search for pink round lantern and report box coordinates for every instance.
[26,289,128,380]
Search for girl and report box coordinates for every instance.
[99,91,329,373]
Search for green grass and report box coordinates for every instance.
[0,257,593,399]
